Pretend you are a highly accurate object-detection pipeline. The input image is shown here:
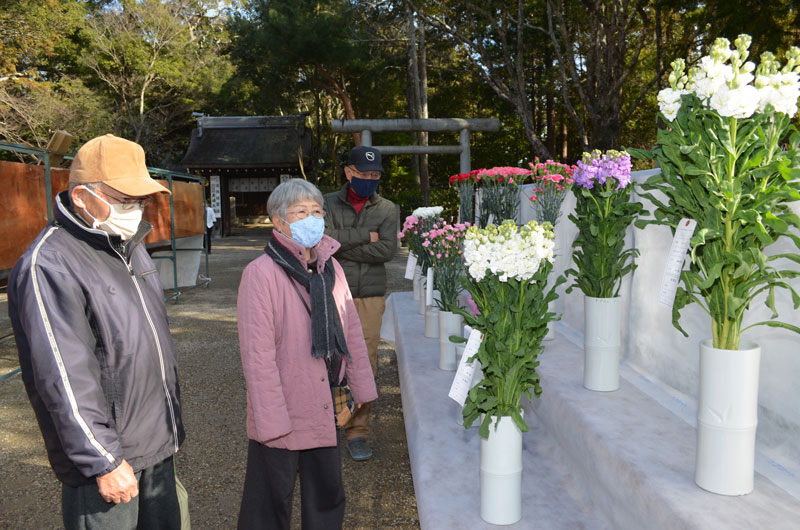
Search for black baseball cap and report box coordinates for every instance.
[347,146,384,173]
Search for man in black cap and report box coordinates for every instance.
[323,146,398,461]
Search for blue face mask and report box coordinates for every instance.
[350,176,380,198]
[286,215,325,248]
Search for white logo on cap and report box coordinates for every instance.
[365,151,375,161]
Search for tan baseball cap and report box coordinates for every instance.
[70,134,170,196]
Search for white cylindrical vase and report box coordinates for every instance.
[695,339,760,496]
[543,300,556,341]
[455,344,466,365]
[412,269,421,300]
[583,296,622,392]
[480,415,523,525]
[418,276,428,314]
[438,311,464,371]
[424,307,440,339]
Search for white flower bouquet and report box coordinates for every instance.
[631,34,800,350]
[456,220,564,437]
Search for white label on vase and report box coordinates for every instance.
[658,218,697,307]
[426,268,435,306]
[404,252,418,280]
[448,329,483,405]
[487,214,495,225]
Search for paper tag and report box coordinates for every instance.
[404,252,418,280]
[658,218,697,307]
[463,324,473,338]
[448,329,483,405]
[487,213,495,226]
[426,268,434,306]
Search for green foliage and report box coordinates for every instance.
[631,93,800,350]
[565,181,644,298]
[477,180,520,228]
[456,263,565,438]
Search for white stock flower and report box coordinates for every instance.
[688,56,733,100]
[657,88,685,121]
[756,72,800,116]
[710,84,760,118]
[463,220,554,282]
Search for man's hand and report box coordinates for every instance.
[96,459,139,504]
[369,231,380,243]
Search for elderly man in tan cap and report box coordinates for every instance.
[8,134,186,530]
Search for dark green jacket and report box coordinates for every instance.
[323,184,398,298]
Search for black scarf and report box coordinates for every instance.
[265,238,350,381]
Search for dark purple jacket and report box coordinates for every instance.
[8,192,185,487]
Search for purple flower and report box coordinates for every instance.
[572,150,632,190]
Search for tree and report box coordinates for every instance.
[0,0,95,154]
[412,0,555,160]
[79,0,233,162]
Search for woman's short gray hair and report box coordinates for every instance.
[267,178,324,219]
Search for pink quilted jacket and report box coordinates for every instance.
[237,231,378,449]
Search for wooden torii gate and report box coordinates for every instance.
[330,118,500,175]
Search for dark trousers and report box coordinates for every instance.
[205,226,214,253]
[238,440,345,530]
[62,456,180,530]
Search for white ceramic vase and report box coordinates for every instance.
[480,415,523,525]
[424,306,440,339]
[695,339,761,496]
[418,276,428,314]
[543,300,556,341]
[438,310,464,371]
[583,296,621,392]
[412,268,421,300]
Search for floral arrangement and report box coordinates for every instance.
[565,150,644,298]
[398,206,444,273]
[420,222,471,312]
[631,34,800,350]
[456,219,563,438]
[476,166,530,227]
[528,159,575,225]
[449,170,480,225]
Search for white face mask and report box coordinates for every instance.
[82,187,144,241]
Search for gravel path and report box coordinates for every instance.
[0,225,420,529]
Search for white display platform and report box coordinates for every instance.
[382,291,800,530]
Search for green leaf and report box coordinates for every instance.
[742,320,800,335]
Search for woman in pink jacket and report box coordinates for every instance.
[237,179,378,530]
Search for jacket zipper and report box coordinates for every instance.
[348,199,364,295]
[113,249,180,453]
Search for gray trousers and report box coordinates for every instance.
[62,456,181,530]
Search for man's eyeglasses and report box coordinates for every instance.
[96,188,153,210]
[287,208,325,220]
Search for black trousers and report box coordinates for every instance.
[205,226,213,253]
[62,456,180,530]
[238,440,345,530]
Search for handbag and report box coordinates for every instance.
[285,271,355,429]
[331,378,355,428]
[175,471,191,530]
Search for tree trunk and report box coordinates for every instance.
[545,49,556,159]
[314,64,360,146]
[407,5,430,205]
[418,20,430,206]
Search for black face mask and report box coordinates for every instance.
[350,176,380,198]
